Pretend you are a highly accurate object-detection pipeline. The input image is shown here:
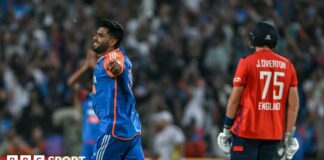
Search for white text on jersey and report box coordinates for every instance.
[256,60,286,69]
[258,102,280,110]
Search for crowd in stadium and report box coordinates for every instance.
[0,0,323,159]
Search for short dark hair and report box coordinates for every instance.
[100,19,124,48]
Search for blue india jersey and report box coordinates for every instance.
[92,48,141,140]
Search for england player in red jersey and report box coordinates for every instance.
[217,21,299,160]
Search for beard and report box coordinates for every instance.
[92,42,109,54]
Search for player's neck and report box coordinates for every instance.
[255,46,271,52]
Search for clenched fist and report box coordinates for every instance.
[108,60,123,77]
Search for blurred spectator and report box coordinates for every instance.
[183,118,206,157]
[30,126,45,155]
[2,129,33,155]
[204,102,227,158]
[16,89,52,141]
[203,26,231,74]
[152,111,185,160]
[182,67,205,129]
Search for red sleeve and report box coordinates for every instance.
[290,62,298,86]
[233,58,247,87]
[103,50,125,78]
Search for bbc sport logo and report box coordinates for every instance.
[6,155,86,160]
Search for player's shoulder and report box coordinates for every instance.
[234,53,248,62]
[107,47,124,55]
[245,51,264,60]
[251,50,293,63]
[272,52,297,70]
[271,51,292,63]
[115,48,124,55]
[103,48,125,63]
[237,54,254,64]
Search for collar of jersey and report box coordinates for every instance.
[255,48,272,54]
[97,48,121,62]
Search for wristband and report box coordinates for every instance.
[224,115,234,128]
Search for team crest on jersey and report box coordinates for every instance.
[233,77,241,83]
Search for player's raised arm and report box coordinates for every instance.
[105,52,125,77]
[108,60,122,76]
[67,49,96,87]
[103,50,125,78]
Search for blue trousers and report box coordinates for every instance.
[81,142,96,160]
[91,134,144,160]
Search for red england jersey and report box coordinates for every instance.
[231,49,298,140]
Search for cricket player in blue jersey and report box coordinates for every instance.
[81,95,100,159]
[90,19,143,160]
[68,50,100,160]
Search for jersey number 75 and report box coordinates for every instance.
[260,71,285,100]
